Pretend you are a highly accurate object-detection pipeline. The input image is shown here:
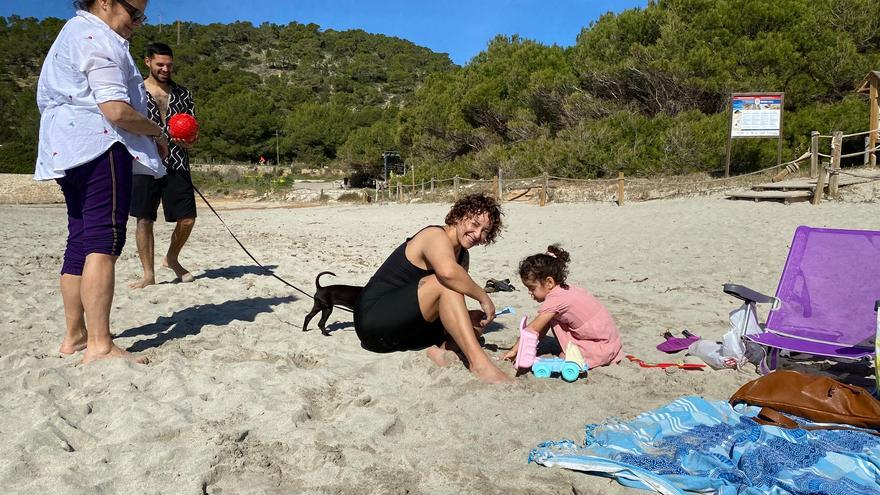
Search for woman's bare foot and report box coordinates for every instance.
[128,275,155,289]
[470,361,512,384]
[82,343,148,365]
[59,330,88,355]
[163,257,193,283]
[426,346,460,367]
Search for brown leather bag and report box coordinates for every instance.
[729,370,880,432]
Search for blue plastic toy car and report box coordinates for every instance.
[532,357,588,382]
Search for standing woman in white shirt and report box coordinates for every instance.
[35,0,168,364]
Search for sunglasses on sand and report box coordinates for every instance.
[116,0,147,24]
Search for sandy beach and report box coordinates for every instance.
[1,190,878,494]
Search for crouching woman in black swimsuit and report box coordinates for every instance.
[354,193,510,384]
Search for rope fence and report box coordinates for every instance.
[372,124,878,206]
[192,124,877,206]
[817,130,878,139]
[839,145,880,160]
[380,166,795,206]
[830,168,880,183]
[842,129,880,139]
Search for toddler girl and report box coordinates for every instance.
[503,245,623,369]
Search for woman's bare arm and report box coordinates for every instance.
[97,101,167,158]
[98,101,163,136]
[417,228,484,301]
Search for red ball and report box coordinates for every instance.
[168,113,199,142]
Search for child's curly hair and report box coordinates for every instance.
[444,193,503,245]
[519,244,571,287]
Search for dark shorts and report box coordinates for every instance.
[130,168,197,222]
[56,142,133,276]
[353,280,445,352]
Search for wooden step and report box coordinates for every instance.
[753,180,815,191]
[726,190,813,204]
[754,173,877,191]
[834,174,875,186]
[505,188,536,202]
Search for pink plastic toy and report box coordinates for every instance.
[514,316,539,369]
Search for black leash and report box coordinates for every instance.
[189,181,354,313]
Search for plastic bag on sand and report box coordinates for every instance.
[687,303,764,370]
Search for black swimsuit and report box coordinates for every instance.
[354,226,467,352]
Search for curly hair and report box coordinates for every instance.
[444,193,503,245]
[519,244,571,287]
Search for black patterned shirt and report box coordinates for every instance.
[145,79,195,172]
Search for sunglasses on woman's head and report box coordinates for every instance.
[116,0,147,24]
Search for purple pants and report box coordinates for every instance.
[56,142,133,276]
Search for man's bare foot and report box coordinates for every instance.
[470,361,512,384]
[128,276,155,289]
[426,346,459,367]
[59,331,88,355]
[163,257,194,283]
[82,343,148,365]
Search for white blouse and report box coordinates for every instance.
[34,10,164,181]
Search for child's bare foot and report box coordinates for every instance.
[83,343,148,365]
[59,330,88,355]
[163,257,193,283]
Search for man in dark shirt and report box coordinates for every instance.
[129,42,199,288]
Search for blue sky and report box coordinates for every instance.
[0,0,647,65]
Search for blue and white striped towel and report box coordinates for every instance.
[529,396,880,494]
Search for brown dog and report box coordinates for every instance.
[303,271,362,336]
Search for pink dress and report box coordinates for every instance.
[538,285,623,368]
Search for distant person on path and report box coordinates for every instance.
[503,245,623,369]
[35,0,167,363]
[354,193,511,384]
[129,41,199,288]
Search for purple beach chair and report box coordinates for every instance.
[723,226,880,373]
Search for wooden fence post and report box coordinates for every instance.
[430,178,435,193]
[397,183,403,203]
[829,131,842,199]
[540,173,548,207]
[812,167,827,205]
[810,131,819,178]
[617,172,625,206]
[870,82,878,168]
[497,168,503,200]
[866,136,872,167]
[454,175,459,200]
